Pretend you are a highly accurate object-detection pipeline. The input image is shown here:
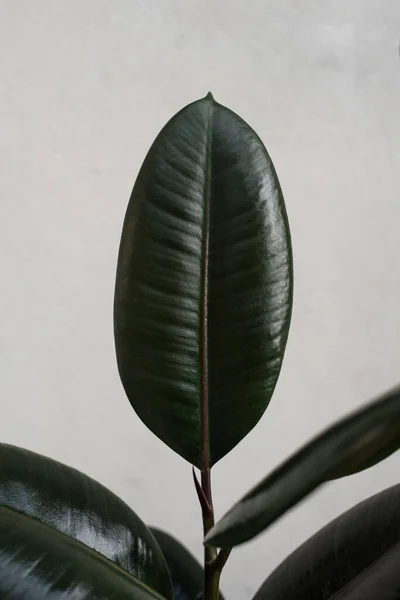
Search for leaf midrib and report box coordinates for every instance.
[200,98,213,469]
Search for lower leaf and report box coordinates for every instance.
[0,442,172,598]
[0,505,166,600]
[252,483,400,600]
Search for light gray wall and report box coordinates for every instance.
[0,1,399,598]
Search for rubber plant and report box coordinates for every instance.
[1,94,400,600]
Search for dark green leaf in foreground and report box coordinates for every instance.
[150,527,225,600]
[252,483,400,600]
[0,443,172,599]
[205,385,400,547]
[0,505,165,600]
[114,93,293,468]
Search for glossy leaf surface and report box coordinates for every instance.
[252,483,400,600]
[0,443,172,599]
[114,93,292,468]
[0,505,165,600]
[150,527,226,600]
[206,385,400,547]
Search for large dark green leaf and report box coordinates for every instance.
[150,527,225,600]
[252,483,400,600]
[205,385,400,547]
[0,504,165,600]
[0,443,172,599]
[114,93,293,468]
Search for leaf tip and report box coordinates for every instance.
[203,529,219,548]
[205,91,215,101]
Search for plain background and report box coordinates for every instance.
[0,1,400,598]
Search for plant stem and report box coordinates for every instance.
[201,467,217,600]
[204,562,221,600]
[212,548,232,574]
[201,468,217,564]
[193,467,232,598]
[192,467,231,600]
